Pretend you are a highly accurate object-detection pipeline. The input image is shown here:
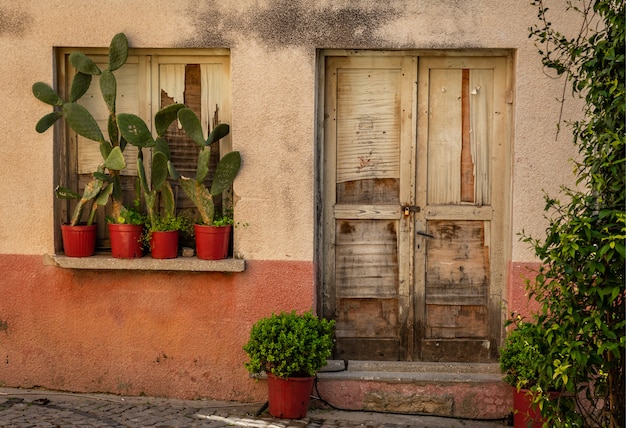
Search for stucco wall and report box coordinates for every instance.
[0,0,581,260]
[0,0,584,406]
[0,255,314,400]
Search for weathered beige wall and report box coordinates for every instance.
[0,0,582,262]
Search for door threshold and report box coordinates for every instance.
[318,360,503,383]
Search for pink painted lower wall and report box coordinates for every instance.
[0,254,540,411]
[507,261,542,319]
[0,255,314,401]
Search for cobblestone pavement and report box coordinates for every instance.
[0,387,509,428]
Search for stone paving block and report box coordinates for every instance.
[0,388,508,427]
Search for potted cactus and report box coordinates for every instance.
[32,33,130,256]
[117,104,191,259]
[169,107,241,260]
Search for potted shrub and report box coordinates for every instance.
[169,107,241,260]
[33,33,153,257]
[499,318,560,428]
[243,311,335,419]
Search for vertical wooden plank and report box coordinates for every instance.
[397,56,417,360]
[322,56,340,323]
[427,69,462,205]
[487,57,509,351]
[461,69,474,203]
[469,69,493,205]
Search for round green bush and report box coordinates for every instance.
[244,311,335,378]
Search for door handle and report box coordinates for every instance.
[402,205,421,216]
[416,231,435,239]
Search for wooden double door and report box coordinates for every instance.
[321,53,510,362]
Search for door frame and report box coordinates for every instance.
[315,49,514,362]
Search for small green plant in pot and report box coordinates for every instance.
[141,213,194,259]
[499,317,565,427]
[169,107,241,260]
[244,311,335,419]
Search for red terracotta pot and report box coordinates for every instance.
[194,224,231,260]
[61,224,97,257]
[150,230,179,259]
[267,373,314,419]
[108,223,144,259]
[513,388,558,428]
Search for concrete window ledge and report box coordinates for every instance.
[44,254,246,272]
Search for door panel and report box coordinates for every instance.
[323,53,507,363]
[416,57,506,361]
[324,56,415,361]
[425,220,490,338]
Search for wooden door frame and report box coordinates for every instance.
[315,49,514,362]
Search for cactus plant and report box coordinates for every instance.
[32,33,130,225]
[117,103,185,228]
[169,107,241,225]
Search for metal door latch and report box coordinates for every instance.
[402,205,421,216]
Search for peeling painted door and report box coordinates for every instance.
[322,54,509,362]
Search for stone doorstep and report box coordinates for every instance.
[318,360,504,383]
[315,360,511,419]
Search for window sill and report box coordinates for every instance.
[44,253,245,272]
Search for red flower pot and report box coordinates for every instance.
[513,388,562,428]
[108,223,143,258]
[267,373,314,419]
[194,224,231,260]
[61,224,97,257]
[150,230,179,259]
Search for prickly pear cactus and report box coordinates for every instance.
[32,33,130,225]
[118,104,185,227]
[170,108,241,225]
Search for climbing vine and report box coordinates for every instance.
[524,0,624,426]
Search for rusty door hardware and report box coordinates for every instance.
[402,205,421,216]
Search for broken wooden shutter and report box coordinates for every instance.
[154,56,231,216]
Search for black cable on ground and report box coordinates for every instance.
[255,401,269,416]
[312,375,512,424]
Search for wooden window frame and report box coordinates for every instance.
[50,48,242,271]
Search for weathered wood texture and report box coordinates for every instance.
[323,54,508,363]
[426,67,492,206]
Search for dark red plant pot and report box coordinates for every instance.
[61,224,97,257]
[513,388,547,428]
[150,230,179,259]
[267,373,314,419]
[108,223,143,259]
[194,224,231,260]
